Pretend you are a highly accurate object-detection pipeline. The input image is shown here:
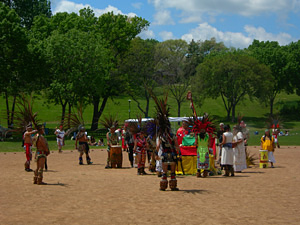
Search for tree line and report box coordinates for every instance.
[1,1,300,130]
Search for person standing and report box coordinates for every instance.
[261,129,276,168]
[105,126,119,168]
[133,131,149,175]
[217,123,224,164]
[125,130,134,168]
[233,125,247,173]
[23,124,37,172]
[33,125,50,185]
[176,121,190,146]
[75,126,92,165]
[220,125,234,176]
[54,125,65,153]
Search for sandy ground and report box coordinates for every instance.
[0,146,300,225]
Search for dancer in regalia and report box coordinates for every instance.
[75,126,92,165]
[33,124,50,185]
[150,92,181,191]
[100,116,119,169]
[187,113,216,178]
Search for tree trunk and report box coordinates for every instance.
[5,91,11,127]
[91,96,108,130]
[231,103,236,123]
[177,100,181,125]
[270,97,274,117]
[67,102,72,128]
[145,95,149,118]
[10,95,16,128]
[60,102,67,125]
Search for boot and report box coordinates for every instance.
[141,167,147,175]
[230,166,234,176]
[160,174,168,191]
[37,177,47,185]
[196,170,201,178]
[79,157,83,165]
[223,166,229,176]
[137,168,141,175]
[157,171,162,177]
[203,170,209,178]
[86,156,93,165]
[169,173,179,191]
[25,162,32,172]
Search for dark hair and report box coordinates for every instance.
[224,124,230,131]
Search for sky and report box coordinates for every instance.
[50,0,300,49]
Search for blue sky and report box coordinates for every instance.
[50,0,300,48]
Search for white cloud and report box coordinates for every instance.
[139,29,155,39]
[159,31,175,41]
[149,0,300,24]
[153,10,175,25]
[181,22,295,48]
[53,0,137,18]
[244,25,294,45]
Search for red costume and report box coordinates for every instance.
[176,127,189,145]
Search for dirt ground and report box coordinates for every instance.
[0,146,300,225]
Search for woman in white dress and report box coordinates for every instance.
[233,125,247,173]
[220,125,234,176]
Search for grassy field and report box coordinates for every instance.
[0,91,299,151]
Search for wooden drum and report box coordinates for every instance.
[110,145,122,168]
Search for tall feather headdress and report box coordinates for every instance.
[13,95,40,133]
[148,89,171,137]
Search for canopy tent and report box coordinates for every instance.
[124,117,194,123]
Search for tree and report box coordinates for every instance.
[192,50,273,122]
[0,0,52,29]
[0,3,29,127]
[88,12,149,130]
[248,40,292,116]
[155,39,189,119]
[30,9,149,130]
[184,38,227,78]
[285,40,300,96]
[121,37,158,118]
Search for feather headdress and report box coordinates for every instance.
[186,113,216,137]
[99,115,119,130]
[148,89,171,137]
[63,104,85,136]
[13,95,41,132]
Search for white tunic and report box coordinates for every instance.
[221,131,234,165]
[233,132,247,171]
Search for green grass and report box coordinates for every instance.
[0,91,299,152]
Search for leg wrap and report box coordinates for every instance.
[38,168,43,179]
[160,175,168,191]
[79,157,83,165]
[37,168,46,185]
[33,170,38,184]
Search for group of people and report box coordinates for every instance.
[22,114,277,189]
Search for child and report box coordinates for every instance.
[261,129,276,168]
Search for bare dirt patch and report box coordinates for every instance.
[1,146,300,225]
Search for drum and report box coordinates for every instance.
[110,145,122,168]
[259,150,269,168]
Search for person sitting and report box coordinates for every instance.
[89,136,97,146]
[98,138,105,146]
